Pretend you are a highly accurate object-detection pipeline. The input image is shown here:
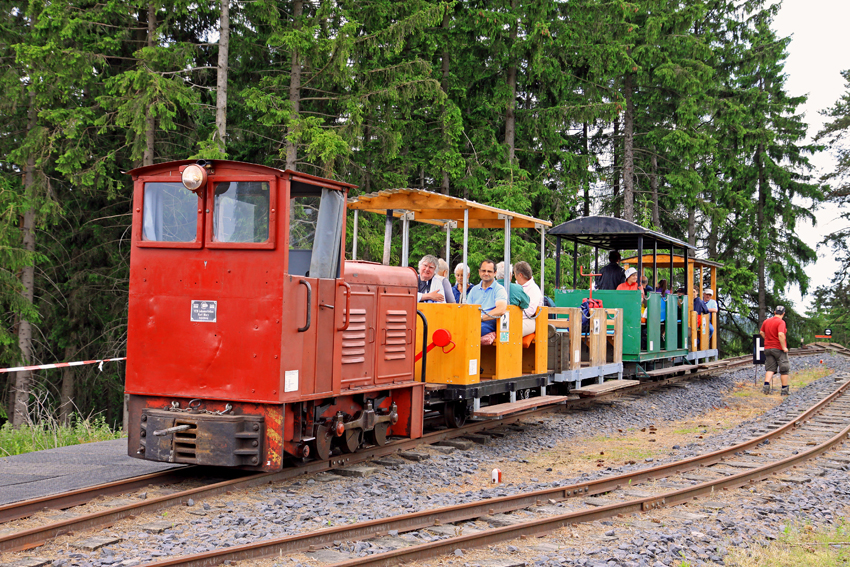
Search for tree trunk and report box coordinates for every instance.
[612,118,620,218]
[13,95,38,426]
[504,0,518,164]
[142,3,156,167]
[688,206,696,248]
[59,344,75,426]
[622,73,635,222]
[757,142,766,324]
[650,150,660,227]
[215,0,230,154]
[583,122,590,217]
[439,10,450,195]
[285,0,303,171]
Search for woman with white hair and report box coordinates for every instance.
[417,255,455,303]
[452,262,472,303]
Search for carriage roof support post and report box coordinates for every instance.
[352,209,359,260]
[400,211,413,267]
[652,241,658,288]
[555,237,562,289]
[462,209,469,302]
[637,236,644,291]
[594,247,599,276]
[537,223,545,296]
[444,221,456,266]
[500,214,512,306]
[669,246,674,293]
[571,239,577,288]
[382,209,393,265]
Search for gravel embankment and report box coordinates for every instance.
[23,354,850,567]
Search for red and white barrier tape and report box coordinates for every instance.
[0,357,126,374]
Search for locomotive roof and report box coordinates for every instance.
[348,189,551,229]
[127,160,357,189]
[548,216,694,251]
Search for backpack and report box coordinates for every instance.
[580,298,603,333]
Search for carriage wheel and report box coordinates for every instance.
[338,427,363,453]
[444,400,468,429]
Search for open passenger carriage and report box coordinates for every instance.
[348,191,626,426]
[549,216,720,380]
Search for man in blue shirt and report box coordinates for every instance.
[466,259,508,335]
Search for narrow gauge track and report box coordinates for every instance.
[0,347,832,555]
[129,370,850,567]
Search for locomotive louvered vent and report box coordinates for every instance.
[341,308,368,364]
[385,310,408,360]
[173,420,199,463]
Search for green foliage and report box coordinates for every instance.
[0,415,123,457]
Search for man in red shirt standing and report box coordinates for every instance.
[760,306,790,395]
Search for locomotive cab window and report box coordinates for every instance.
[142,182,200,242]
[212,181,270,243]
[288,181,345,278]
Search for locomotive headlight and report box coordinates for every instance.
[181,163,207,193]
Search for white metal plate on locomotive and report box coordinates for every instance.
[190,300,217,322]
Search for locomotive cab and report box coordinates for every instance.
[125,161,422,470]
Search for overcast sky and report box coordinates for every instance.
[772,0,849,312]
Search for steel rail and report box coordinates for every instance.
[0,347,832,553]
[131,373,850,567]
[0,469,194,525]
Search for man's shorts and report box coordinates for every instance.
[765,348,790,374]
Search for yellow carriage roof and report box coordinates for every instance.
[348,189,551,230]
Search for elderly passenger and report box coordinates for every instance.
[453,263,472,303]
[466,259,508,336]
[514,261,543,336]
[617,267,645,301]
[417,255,451,303]
[495,261,530,311]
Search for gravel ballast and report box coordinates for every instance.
[3,353,850,567]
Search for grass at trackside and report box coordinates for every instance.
[732,365,833,398]
[0,416,124,457]
[723,520,850,566]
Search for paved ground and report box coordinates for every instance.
[0,439,182,506]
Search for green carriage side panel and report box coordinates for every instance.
[645,293,660,353]
[554,290,642,356]
[665,294,678,351]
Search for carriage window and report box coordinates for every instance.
[213,181,270,243]
[143,182,199,242]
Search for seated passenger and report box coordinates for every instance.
[596,250,625,290]
[640,275,654,296]
[436,258,456,303]
[703,288,717,339]
[466,259,508,337]
[453,262,472,303]
[514,261,543,337]
[617,267,645,302]
[692,287,712,339]
[417,255,446,303]
[656,279,669,297]
[496,261,531,311]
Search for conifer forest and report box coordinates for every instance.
[1,0,849,428]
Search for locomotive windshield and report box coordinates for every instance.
[213,181,270,243]
[143,182,199,242]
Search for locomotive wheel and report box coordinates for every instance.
[312,424,333,461]
[339,427,363,453]
[444,400,467,429]
[365,422,389,447]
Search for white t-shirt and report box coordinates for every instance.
[521,278,544,319]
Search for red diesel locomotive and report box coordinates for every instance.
[125,160,425,470]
